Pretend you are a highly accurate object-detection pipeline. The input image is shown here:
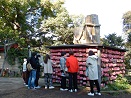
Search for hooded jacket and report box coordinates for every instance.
[86,55,98,80]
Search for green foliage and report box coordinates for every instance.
[122,11,131,33]
[102,76,109,82]
[70,14,85,27]
[127,33,131,43]
[0,0,58,48]
[7,48,17,65]
[124,55,131,69]
[122,11,131,70]
[105,74,131,91]
[123,11,131,23]
[40,1,74,45]
[0,0,83,48]
[101,33,124,48]
[0,0,32,46]
[7,48,28,66]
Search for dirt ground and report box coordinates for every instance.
[0,77,131,98]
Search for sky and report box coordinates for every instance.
[64,0,131,38]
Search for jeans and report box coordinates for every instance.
[44,73,53,87]
[28,70,36,88]
[35,70,40,87]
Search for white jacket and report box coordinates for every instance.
[86,55,98,80]
[23,61,27,72]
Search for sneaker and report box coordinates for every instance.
[60,88,64,91]
[64,88,68,91]
[24,83,26,85]
[49,86,55,89]
[74,89,77,92]
[98,93,101,95]
[32,88,36,90]
[28,87,33,89]
[60,88,68,91]
[25,85,28,87]
[69,89,73,92]
[88,92,94,96]
[35,86,41,89]
[45,86,47,89]
[95,92,101,95]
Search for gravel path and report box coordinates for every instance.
[0,77,131,98]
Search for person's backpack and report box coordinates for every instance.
[27,63,33,71]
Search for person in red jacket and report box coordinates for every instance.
[66,51,79,92]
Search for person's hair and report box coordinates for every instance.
[23,57,27,59]
[69,51,74,55]
[61,51,66,56]
[36,55,41,59]
[88,50,95,56]
[27,57,31,64]
[32,52,37,57]
[44,54,50,64]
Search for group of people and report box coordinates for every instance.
[59,51,79,92]
[22,52,56,90]
[59,50,101,96]
[22,50,101,96]
[22,52,41,89]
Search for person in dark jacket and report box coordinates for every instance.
[35,55,41,88]
[28,52,37,89]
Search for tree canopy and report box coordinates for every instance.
[101,33,124,48]
[122,11,131,69]
[0,0,79,48]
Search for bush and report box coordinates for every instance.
[103,74,131,91]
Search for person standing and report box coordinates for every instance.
[86,50,101,96]
[42,54,55,89]
[35,55,41,88]
[66,51,79,92]
[22,57,28,86]
[59,51,68,91]
[28,52,37,90]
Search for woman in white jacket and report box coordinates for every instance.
[22,57,28,86]
[86,50,101,96]
[42,54,55,89]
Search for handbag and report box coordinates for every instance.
[27,63,33,71]
[41,72,45,77]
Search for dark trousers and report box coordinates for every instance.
[44,73,53,86]
[35,70,40,87]
[68,72,78,90]
[61,76,67,89]
[22,71,29,85]
[89,80,100,93]
[22,71,27,84]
